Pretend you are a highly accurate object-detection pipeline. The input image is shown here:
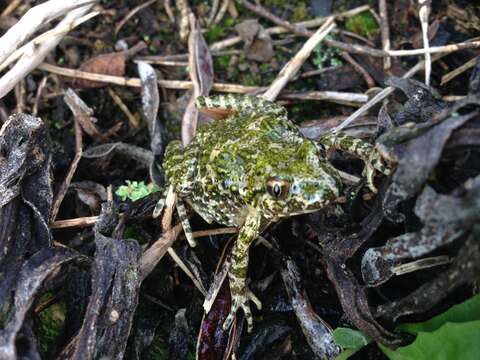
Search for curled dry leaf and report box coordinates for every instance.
[137,61,166,186]
[363,178,480,286]
[182,15,213,145]
[74,42,147,88]
[385,77,448,125]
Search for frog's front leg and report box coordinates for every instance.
[223,210,263,333]
[176,197,196,247]
[319,132,391,193]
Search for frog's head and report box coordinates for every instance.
[258,141,341,218]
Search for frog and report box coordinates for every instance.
[162,94,391,332]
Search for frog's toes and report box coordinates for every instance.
[363,152,392,193]
[223,289,261,333]
[153,198,166,218]
[364,164,378,194]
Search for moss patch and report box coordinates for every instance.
[345,11,379,38]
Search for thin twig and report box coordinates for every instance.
[262,18,336,101]
[230,1,480,59]
[209,5,370,51]
[0,11,99,73]
[114,0,157,37]
[441,55,479,85]
[51,216,98,229]
[140,222,183,281]
[1,0,23,16]
[167,248,207,295]
[51,92,84,222]
[379,0,391,70]
[32,75,48,116]
[418,0,431,85]
[107,87,140,128]
[176,0,191,42]
[38,62,368,104]
[213,0,230,25]
[190,227,238,238]
[163,0,174,23]
[340,51,375,88]
[207,0,220,25]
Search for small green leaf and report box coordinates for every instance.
[115,180,160,202]
[380,294,480,360]
[333,327,371,349]
[399,294,480,334]
[381,320,480,360]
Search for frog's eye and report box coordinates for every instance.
[266,177,290,200]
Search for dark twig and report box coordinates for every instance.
[51,90,84,222]
[340,51,375,88]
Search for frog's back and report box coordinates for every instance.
[164,96,305,226]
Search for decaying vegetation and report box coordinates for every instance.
[0,0,479,359]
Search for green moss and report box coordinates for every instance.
[344,11,379,38]
[215,55,231,69]
[206,24,225,43]
[264,0,289,7]
[292,2,308,22]
[35,301,66,357]
[312,37,343,69]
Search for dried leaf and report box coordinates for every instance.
[363,176,480,286]
[74,42,147,88]
[280,258,340,359]
[0,247,83,360]
[137,61,166,186]
[197,283,233,360]
[58,203,142,359]
[385,77,448,125]
[235,19,274,62]
[182,15,213,145]
[382,111,477,221]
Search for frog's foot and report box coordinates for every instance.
[223,287,262,333]
[363,151,391,193]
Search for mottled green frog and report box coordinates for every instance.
[163,95,390,332]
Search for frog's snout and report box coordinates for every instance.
[290,176,339,210]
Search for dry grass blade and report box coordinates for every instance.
[1,0,23,17]
[262,18,335,101]
[140,223,183,281]
[0,11,100,73]
[0,0,97,65]
[0,4,96,98]
[441,55,480,85]
[182,14,214,144]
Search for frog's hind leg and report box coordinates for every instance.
[223,210,263,333]
[176,197,197,247]
[319,132,391,193]
[196,94,286,119]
